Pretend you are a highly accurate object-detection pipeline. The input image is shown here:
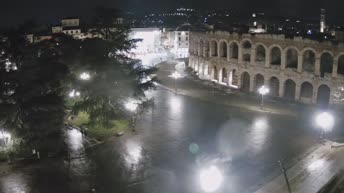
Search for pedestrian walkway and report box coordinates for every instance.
[253,141,344,193]
[157,60,312,117]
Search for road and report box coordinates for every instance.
[1,60,343,193]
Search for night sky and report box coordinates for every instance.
[0,0,343,27]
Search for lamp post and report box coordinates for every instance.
[315,112,334,139]
[170,71,182,93]
[80,72,91,80]
[258,85,269,109]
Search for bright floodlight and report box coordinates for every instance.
[170,71,182,79]
[199,165,223,192]
[125,101,138,112]
[315,112,334,132]
[80,72,91,80]
[258,85,269,95]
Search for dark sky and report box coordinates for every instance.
[0,0,343,27]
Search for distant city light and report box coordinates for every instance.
[199,165,223,192]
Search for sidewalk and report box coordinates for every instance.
[253,141,344,193]
[157,60,313,117]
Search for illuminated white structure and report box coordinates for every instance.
[129,28,162,54]
[173,30,189,58]
[320,9,326,33]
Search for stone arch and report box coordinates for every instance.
[320,52,333,77]
[285,47,299,69]
[199,39,204,57]
[254,74,265,91]
[270,46,282,65]
[338,55,344,76]
[300,82,313,99]
[210,40,218,57]
[243,54,251,62]
[221,68,228,84]
[241,71,250,92]
[241,39,252,49]
[219,41,228,58]
[255,44,266,63]
[302,50,315,72]
[284,79,296,100]
[269,77,279,97]
[317,84,331,106]
[204,40,210,58]
[229,69,238,86]
[229,41,239,59]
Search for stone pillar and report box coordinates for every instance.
[295,84,301,101]
[251,47,256,65]
[265,49,271,68]
[210,43,213,57]
[281,51,286,70]
[227,45,231,62]
[312,86,318,104]
[297,55,303,73]
[315,57,321,76]
[238,47,243,63]
[332,60,338,78]
[218,69,223,83]
[249,77,255,92]
[217,44,221,58]
[329,89,334,105]
[279,81,285,97]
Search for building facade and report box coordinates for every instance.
[189,31,344,105]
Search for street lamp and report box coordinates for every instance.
[170,71,182,93]
[69,90,80,98]
[80,72,91,80]
[315,112,334,139]
[125,100,139,112]
[199,165,223,192]
[258,85,269,109]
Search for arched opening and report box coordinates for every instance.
[255,45,266,63]
[221,68,228,84]
[220,41,227,58]
[241,72,250,92]
[320,53,333,77]
[269,77,279,97]
[270,47,281,65]
[243,54,251,62]
[210,40,218,57]
[199,39,204,57]
[286,48,298,69]
[302,50,315,72]
[229,42,239,59]
[317,85,331,106]
[338,55,344,76]
[284,79,296,100]
[212,66,218,81]
[254,74,264,91]
[242,40,252,49]
[229,69,238,87]
[204,40,210,57]
[300,82,313,102]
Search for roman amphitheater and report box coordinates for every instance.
[189,31,344,105]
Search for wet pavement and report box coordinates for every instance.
[1,60,344,193]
